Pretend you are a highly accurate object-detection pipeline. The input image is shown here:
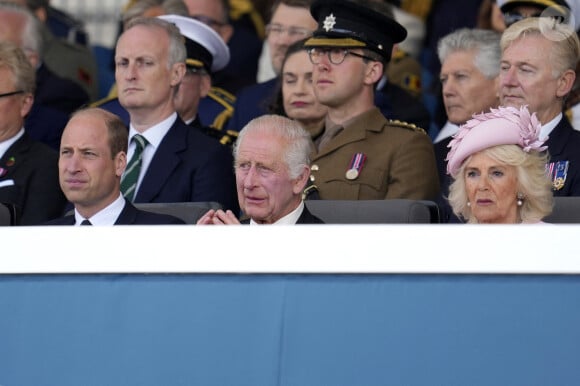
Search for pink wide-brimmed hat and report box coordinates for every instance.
[446,105,547,176]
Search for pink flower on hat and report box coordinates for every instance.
[446,105,547,176]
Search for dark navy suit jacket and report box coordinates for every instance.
[44,199,185,225]
[296,205,325,224]
[35,63,89,115]
[241,205,325,224]
[375,82,432,131]
[133,117,239,213]
[546,116,580,196]
[227,78,278,132]
[0,133,67,225]
[25,103,69,151]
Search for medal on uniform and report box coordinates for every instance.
[547,160,569,191]
[346,153,366,180]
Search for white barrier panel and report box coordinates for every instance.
[2,224,580,274]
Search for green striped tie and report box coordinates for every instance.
[121,134,148,201]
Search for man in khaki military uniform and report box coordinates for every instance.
[303,0,439,200]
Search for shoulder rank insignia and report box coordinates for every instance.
[388,119,427,135]
[201,126,238,148]
[547,160,569,191]
[208,87,236,109]
[207,87,236,130]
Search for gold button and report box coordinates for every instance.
[311,164,319,171]
[310,175,315,182]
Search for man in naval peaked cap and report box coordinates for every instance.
[158,14,238,147]
[302,0,440,201]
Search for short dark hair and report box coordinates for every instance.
[69,108,129,158]
[268,38,308,116]
[269,0,313,21]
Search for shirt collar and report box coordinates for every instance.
[434,121,459,143]
[75,193,125,226]
[249,201,305,225]
[0,128,25,159]
[128,112,177,149]
[539,113,562,141]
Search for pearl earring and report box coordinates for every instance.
[517,193,525,207]
[467,201,471,207]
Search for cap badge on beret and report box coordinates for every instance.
[305,0,407,62]
[323,13,336,32]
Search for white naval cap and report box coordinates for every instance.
[157,14,230,72]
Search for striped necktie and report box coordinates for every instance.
[121,134,148,201]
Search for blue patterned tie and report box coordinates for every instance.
[121,134,148,201]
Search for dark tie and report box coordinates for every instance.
[121,134,148,201]
[80,219,92,226]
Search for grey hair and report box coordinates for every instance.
[123,16,186,68]
[438,28,501,79]
[448,144,553,223]
[0,1,43,56]
[0,40,35,93]
[234,114,314,180]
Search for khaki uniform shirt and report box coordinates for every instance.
[310,107,440,200]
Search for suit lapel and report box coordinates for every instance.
[114,199,138,225]
[134,119,188,202]
[1,134,32,177]
[545,116,572,157]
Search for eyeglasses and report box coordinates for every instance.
[265,24,312,39]
[502,12,542,26]
[0,90,24,99]
[190,15,226,28]
[307,48,375,65]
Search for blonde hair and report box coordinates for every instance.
[500,17,580,77]
[448,144,553,223]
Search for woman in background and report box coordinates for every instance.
[268,39,327,137]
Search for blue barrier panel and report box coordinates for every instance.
[1,274,579,386]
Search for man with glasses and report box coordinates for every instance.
[0,41,66,224]
[303,0,439,201]
[226,0,318,132]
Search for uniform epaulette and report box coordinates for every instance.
[388,119,427,135]
[229,0,266,39]
[207,87,236,130]
[90,94,117,108]
[208,87,236,110]
[90,84,118,107]
[201,126,239,147]
[391,47,407,62]
[211,109,233,131]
